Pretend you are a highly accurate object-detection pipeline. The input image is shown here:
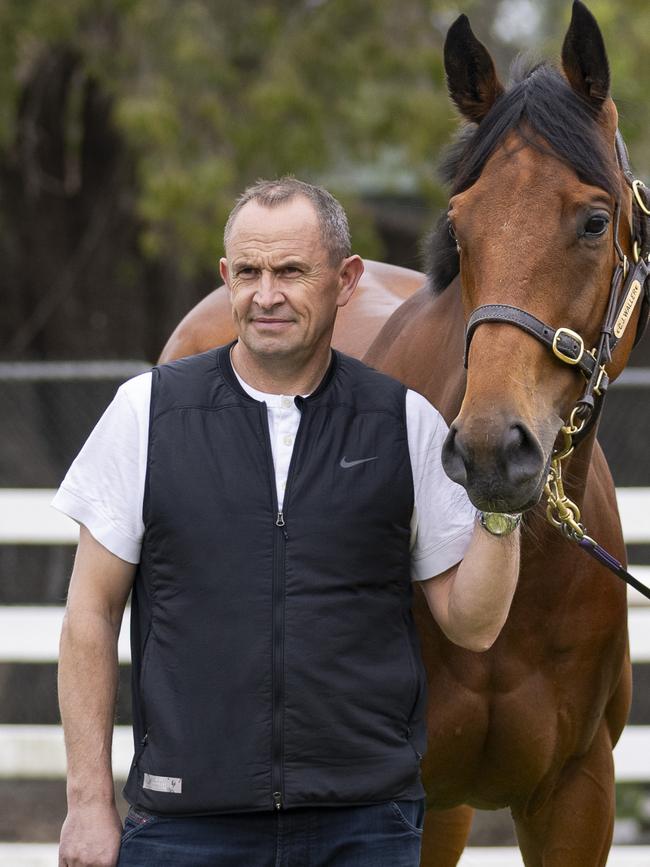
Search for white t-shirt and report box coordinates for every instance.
[52,366,476,581]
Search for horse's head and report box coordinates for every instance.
[436,0,649,513]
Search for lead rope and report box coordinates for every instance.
[544,411,650,601]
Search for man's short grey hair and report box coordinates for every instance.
[223,177,351,264]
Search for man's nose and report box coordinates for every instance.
[253,272,284,309]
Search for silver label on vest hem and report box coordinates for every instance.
[143,773,183,794]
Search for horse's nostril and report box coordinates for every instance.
[502,423,545,486]
[441,423,469,487]
[503,424,526,452]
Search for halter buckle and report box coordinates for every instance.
[552,327,584,366]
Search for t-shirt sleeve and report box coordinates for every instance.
[50,372,152,563]
[406,389,476,581]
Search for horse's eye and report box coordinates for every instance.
[583,214,609,237]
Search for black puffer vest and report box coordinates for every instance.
[123,343,427,814]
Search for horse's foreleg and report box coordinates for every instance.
[511,723,615,867]
[419,804,474,867]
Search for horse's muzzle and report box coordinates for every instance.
[441,417,547,512]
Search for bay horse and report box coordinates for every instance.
[160,3,650,863]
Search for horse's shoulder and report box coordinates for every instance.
[359,259,425,300]
[329,259,426,358]
[159,287,234,363]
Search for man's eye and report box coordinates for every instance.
[282,266,301,275]
[238,268,256,277]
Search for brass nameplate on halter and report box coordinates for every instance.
[614,280,642,338]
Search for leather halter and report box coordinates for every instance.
[463,130,650,449]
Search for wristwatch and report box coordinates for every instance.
[477,510,522,537]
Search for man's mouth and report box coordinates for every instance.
[252,317,293,327]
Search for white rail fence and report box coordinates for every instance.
[0,488,649,867]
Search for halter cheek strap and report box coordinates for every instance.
[615,129,650,346]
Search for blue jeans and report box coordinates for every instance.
[117,799,425,866]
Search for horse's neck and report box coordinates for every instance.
[363,279,466,424]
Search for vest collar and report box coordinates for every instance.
[216,340,339,406]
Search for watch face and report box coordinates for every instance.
[482,512,519,536]
[484,513,510,535]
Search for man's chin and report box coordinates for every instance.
[240,333,300,358]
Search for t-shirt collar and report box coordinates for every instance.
[217,340,338,406]
[230,353,308,407]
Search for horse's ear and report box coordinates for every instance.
[561,0,610,108]
[444,14,504,124]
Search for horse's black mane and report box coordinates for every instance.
[426,59,620,294]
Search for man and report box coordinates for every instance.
[55,178,520,867]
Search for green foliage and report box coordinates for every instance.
[1,0,649,275]
[0,0,459,271]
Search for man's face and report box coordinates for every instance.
[220,197,352,362]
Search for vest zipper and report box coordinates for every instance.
[271,509,287,810]
[261,401,304,811]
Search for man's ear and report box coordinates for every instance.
[336,255,364,308]
[219,257,230,290]
[444,14,504,124]
[561,0,610,108]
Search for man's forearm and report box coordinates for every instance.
[58,610,120,806]
[445,522,520,651]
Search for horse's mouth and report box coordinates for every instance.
[442,424,554,514]
[461,471,548,514]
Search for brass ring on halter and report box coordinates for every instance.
[546,503,563,529]
[632,179,650,216]
[564,406,587,435]
[633,240,640,264]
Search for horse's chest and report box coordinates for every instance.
[421,629,619,807]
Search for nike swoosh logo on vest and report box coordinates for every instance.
[339,456,379,469]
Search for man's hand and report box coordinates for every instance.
[58,802,123,867]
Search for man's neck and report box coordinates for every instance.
[230,342,332,395]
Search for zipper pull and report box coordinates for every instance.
[132,731,148,767]
[273,791,282,810]
[276,512,288,539]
